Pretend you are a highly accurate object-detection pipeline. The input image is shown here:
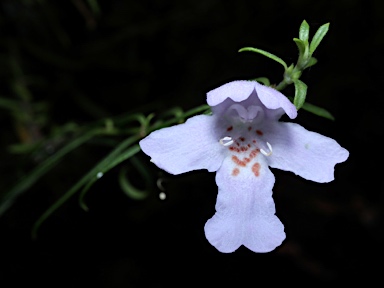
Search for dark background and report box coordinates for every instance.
[0,0,383,287]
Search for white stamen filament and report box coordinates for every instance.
[260,142,273,156]
[219,136,234,146]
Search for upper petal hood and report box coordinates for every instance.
[206,80,297,119]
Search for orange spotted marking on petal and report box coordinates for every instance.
[240,146,248,152]
[232,155,246,167]
[252,162,261,177]
[249,149,259,159]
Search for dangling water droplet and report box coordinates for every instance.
[260,142,273,156]
[219,136,234,146]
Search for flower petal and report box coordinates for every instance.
[139,115,225,175]
[206,80,297,119]
[264,122,349,183]
[255,83,297,119]
[204,152,285,253]
[207,80,256,106]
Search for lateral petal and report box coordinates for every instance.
[139,115,225,175]
[264,122,349,183]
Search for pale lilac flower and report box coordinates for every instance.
[139,80,349,253]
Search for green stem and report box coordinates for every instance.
[275,80,288,91]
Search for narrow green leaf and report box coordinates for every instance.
[309,23,330,55]
[302,101,335,120]
[238,47,288,70]
[78,178,98,211]
[253,77,270,86]
[78,144,142,210]
[0,97,19,111]
[106,144,142,172]
[299,20,310,42]
[8,142,40,154]
[293,80,308,109]
[119,168,148,200]
[305,57,318,68]
[293,38,306,55]
[0,130,99,217]
[31,135,140,239]
[86,0,101,15]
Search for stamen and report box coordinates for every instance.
[260,142,273,156]
[219,136,234,146]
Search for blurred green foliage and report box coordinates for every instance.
[0,0,215,234]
